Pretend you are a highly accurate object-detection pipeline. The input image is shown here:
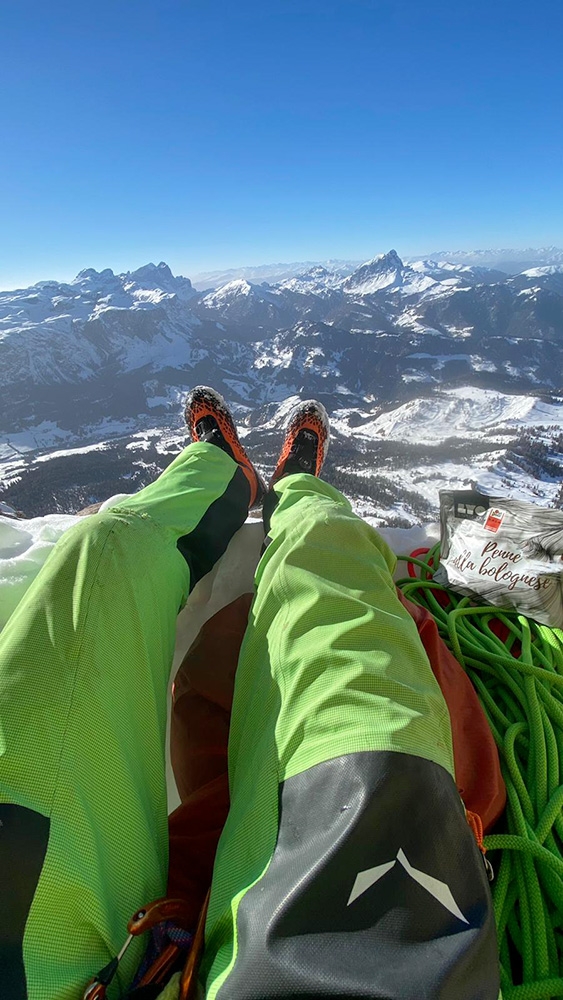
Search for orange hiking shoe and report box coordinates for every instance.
[270,399,330,486]
[184,386,265,508]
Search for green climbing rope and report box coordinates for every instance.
[397,545,563,1000]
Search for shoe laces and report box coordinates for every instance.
[287,429,318,474]
[195,417,234,459]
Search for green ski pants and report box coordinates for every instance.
[0,444,499,999]
[0,443,251,999]
[204,474,500,1000]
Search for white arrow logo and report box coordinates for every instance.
[347,848,469,925]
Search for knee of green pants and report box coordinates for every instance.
[242,479,454,784]
[0,511,180,997]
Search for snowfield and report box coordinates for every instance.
[332,388,563,445]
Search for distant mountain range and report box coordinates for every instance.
[193,247,563,289]
[1,251,562,522]
[192,259,359,290]
[423,247,563,275]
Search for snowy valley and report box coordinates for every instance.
[1,251,562,525]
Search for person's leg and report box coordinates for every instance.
[203,473,499,1000]
[0,440,250,1000]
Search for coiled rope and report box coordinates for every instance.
[397,545,563,1000]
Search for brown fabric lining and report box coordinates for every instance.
[167,590,505,919]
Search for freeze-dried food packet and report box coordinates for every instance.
[434,490,563,628]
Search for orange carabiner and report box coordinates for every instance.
[179,889,210,1000]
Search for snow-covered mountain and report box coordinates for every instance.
[192,259,359,290]
[193,248,563,289]
[1,251,562,523]
[421,247,563,274]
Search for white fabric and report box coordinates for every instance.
[0,513,80,631]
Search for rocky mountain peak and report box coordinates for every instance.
[301,265,331,279]
[366,249,403,270]
[123,262,193,296]
[129,261,172,283]
[73,267,116,283]
[343,249,404,293]
[134,261,171,276]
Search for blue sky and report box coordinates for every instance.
[1,0,562,287]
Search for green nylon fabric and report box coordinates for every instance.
[0,442,242,1000]
[203,475,455,1000]
[397,547,563,1000]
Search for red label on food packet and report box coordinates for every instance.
[485,508,505,533]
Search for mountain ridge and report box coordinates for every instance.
[192,248,563,289]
